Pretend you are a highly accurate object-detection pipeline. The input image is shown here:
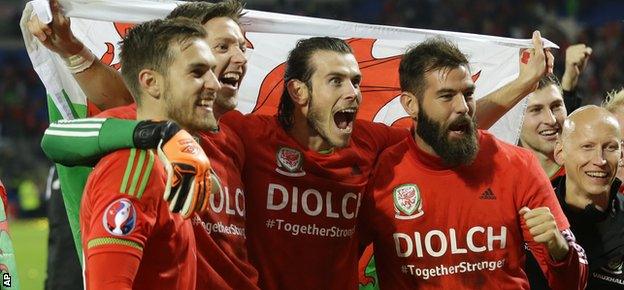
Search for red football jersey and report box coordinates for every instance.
[193,125,260,290]
[97,104,260,290]
[360,130,588,289]
[221,111,409,290]
[81,148,196,290]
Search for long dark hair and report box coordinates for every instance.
[277,37,353,129]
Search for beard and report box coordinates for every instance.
[416,108,479,167]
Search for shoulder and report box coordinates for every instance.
[220,111,274,126]
[95,103,137,119]
[352,120,409,148]
[218,123,245,153]
[220,111,276,135]
[199,124,245,167]
[88,148,163,201]
[353,120,392,136]
[218,122,243,142]
[478,130,536,167]
[375,137,411,170]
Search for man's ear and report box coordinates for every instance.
[286,79,310,106]
[139,69,161,100]
[400,91,419,118]
[553,139,565,166]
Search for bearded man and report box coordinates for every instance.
[358,37,588,290]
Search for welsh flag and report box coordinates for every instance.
[19,0,556,286]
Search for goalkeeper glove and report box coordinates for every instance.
[134,120,211,218]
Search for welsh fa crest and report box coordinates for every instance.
[276,147,306,177]
[393,184,423,220]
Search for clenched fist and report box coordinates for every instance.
[519,206,570,261]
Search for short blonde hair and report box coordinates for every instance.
[602,88,624,113]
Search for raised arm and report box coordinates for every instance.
[27,0,132,110]
[476,31,554,129]
[561,44,592,113]
[518,154,588,290]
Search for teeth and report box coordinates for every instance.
[586,171,608,178]
[198,99,211,106]
[339,108,356,113]
[222,72,240,81]
[539,129,558,136]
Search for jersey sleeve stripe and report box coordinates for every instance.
[58,118,106,124]
[87,237,143,251]
[44,129,100,137]
[135,150,155,200]
[49,123,103,129]
[120,149,137,194]
[127,150,147,197]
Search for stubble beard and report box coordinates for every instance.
[163,81,217,133]
[306,89,349,148]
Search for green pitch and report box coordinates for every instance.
[12,218,48,290]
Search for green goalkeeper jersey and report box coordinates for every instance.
[42,103,139,264]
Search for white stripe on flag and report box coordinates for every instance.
[45,129,100,137]
[49,123,103,129]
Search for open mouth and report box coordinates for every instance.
[333,108,357,133]
[447,119,471,136]
[219,72,241,89]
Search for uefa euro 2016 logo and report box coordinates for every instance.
[102,198,137,236]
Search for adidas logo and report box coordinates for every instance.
[479,188,496,200]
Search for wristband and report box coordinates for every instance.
[63,46,95,74]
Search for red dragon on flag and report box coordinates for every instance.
[252,38,481,128]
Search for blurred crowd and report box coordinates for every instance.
[0,0,622,218]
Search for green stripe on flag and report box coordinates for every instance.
[61,90,83,118]
[46,93,87,122]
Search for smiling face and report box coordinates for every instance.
[408,65,478,166]
[556,107,622,198]
[304,50,362,148]
[163,38,220,132]
[520,84,567,157]
[203,17,247,116]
